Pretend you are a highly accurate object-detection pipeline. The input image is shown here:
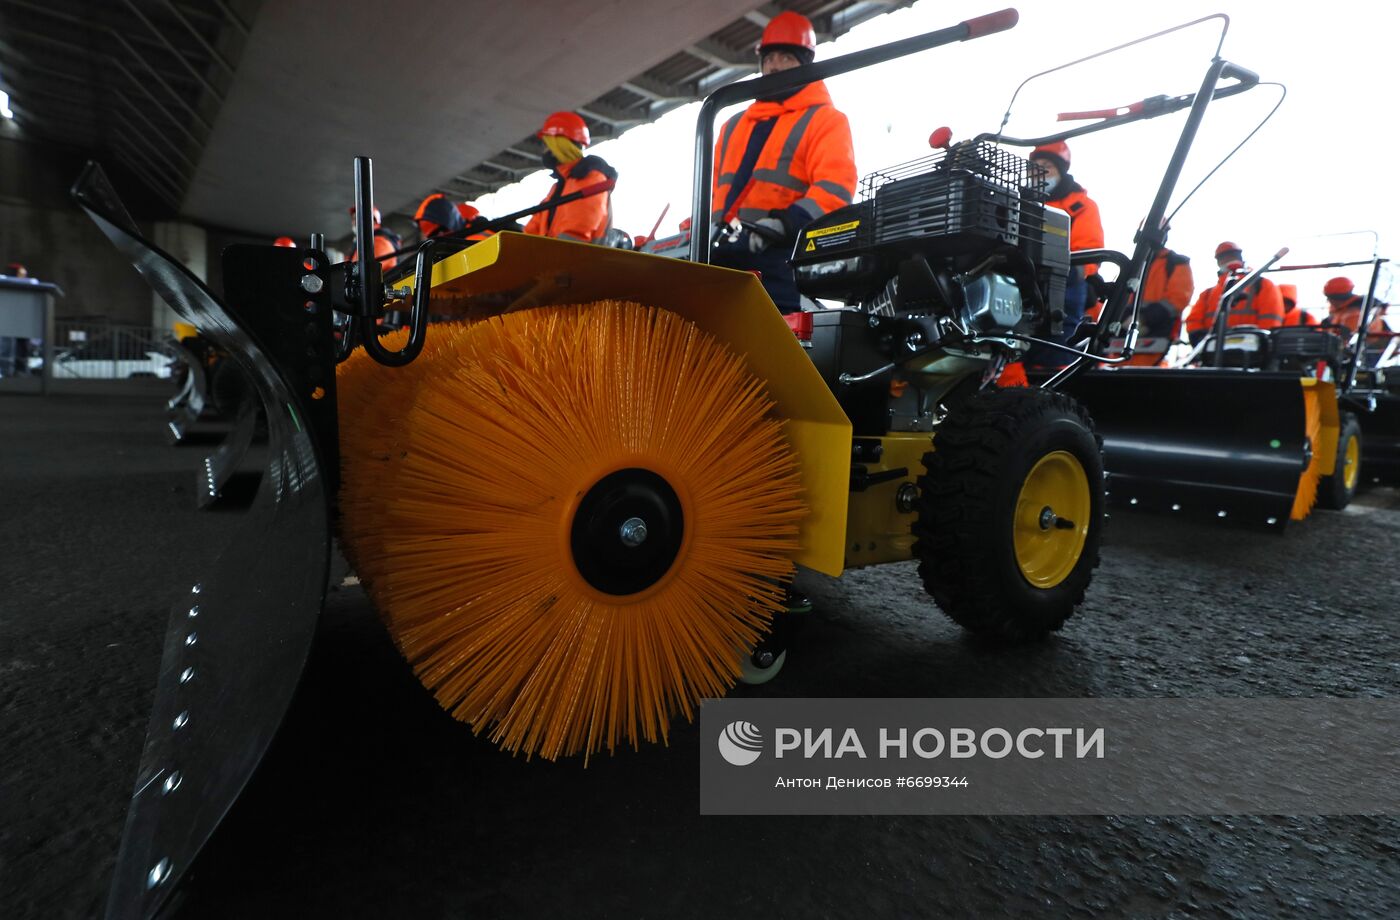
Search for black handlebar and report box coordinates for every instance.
[350,156,426,367]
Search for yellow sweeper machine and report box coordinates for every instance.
[73,10,1272,917]
[1068,248,1400,529]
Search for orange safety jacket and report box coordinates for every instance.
[1141,249,1194,313]
[1185,270,1284,335]
[524,155,616,243]
[1282,306,1318,326]
[350,227,401,272]
[1046,182,1104,278]
[711,80,856,231]
[1326,296,1387,335]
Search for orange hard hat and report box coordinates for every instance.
[1030,141,1070,173]
[273,236,296,248]
[759,11,817,55]
[349,205,383,227]
[1214,241,1242,259]
[538,111,590,146]
[1279,283,1298,307]
[456,202,480,222]
[1324,276,1354,297]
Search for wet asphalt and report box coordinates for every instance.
[4,390,1399,919]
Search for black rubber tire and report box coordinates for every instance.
[1317,412,1362,510]
[912,387,1104,642]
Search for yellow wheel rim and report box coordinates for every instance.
[1343,433,1361,491]
[1013,450,1091,589]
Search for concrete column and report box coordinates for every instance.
[150,221,208,333]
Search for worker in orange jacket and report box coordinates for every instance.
[1184,241,1284,344]
[1024,141,1103,365]
[1321,276,1387,336]
[414,192,467,241]
[348,205,402,271]
[523,112,617,243]
[456,202,494,242]
[1279,283,1316,326]
[710,11,857,313]
[1136,248,1194,338]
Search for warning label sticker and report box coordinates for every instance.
[804,219,860,252]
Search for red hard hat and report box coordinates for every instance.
[456,202,480,222]
[1324,276,1354,297]
[538,111,590,146]
[349,205,383,227]
[1214,240,1242,259]
[273,236,296,248]
[759,11,817,54]
[1030,141,1070,172]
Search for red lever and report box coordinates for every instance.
[1058,101,1146,122]
[962,8,1018,40]
[784,311,813,341]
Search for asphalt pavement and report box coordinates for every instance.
[4,390,1399,919]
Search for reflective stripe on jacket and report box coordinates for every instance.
[1185,271,1285,334]
[711,80,856,230]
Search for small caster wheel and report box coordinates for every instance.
[740,648,787,686]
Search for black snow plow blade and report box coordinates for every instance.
[65,163,334,919]
[1359,388,1400,485]
[1062,368,1314,530]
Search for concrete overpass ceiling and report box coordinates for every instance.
[0,1,908,237]
[0,0,257,214]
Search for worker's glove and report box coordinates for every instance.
[1085,272,1110,301]
[747,217,788,253]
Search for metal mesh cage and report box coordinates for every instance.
[858,142,1042,202]
[858,142,1048,251]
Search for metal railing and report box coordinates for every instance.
[31,320,179,379]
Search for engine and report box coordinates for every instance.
[788,142,1072,435]
[791,141,1070,340]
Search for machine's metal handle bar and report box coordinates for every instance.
[990,14,1229,140]
[368,237,468,367]
[838,361,898,385]
[381,178,617,281]
[352,156,382,321]
[995,332,1136,366]
[1043,55,1253,391]
[643,202,671,246]
[481,178,615,233]
[1346,256,1387,390]
[1210,247,1288,368]
[353,155,426,367]
[689,8,1020,263]
[1069,249,1130,270]
[1270,258,1389,272]
[981,68,1257,150]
